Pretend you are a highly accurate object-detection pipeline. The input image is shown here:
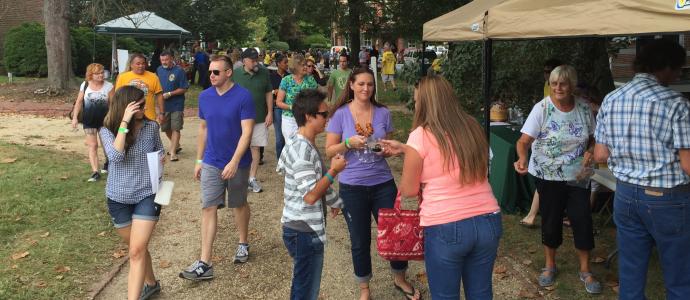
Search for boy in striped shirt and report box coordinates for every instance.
[276,89,346,300]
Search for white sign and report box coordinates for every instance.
[117,49,129,73]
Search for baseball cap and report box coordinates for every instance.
[241,48,259,60]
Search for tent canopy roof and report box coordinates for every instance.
[423,0,690,41]
[95,11,191,38]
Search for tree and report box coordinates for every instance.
[388,0,470,41]
[44,0,76,90]
[347,0,363,65]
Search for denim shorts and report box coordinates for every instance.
[107,195,161,228]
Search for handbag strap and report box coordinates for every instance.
[393,190,423,211]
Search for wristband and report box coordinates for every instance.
[325,172,334,184]
[118,127,129,133]
[288,104,293,110]
[120,120,129,125]
[344,137,351,149]
[196,159,203,164]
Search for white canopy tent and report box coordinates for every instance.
[95,11,191,75]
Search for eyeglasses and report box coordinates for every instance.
[306,65,314,68]
[209,69,227,76]
[314,111,329,118]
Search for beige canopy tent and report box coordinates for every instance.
[422,0,690,134]
[424,0,690,41]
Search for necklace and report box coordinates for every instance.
[352,103,373,137]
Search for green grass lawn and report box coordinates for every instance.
[0,142,120,299]
[502,213,666,299]
[0,75,36,84]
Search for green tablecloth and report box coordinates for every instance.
[489,125,535,214]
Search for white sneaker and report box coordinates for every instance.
[248,178,262,193]
[234,244,249,263]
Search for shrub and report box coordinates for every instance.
[4,23,155,77]
[3,23,48,76]
[443,38,614,121]
[268,41,290,51]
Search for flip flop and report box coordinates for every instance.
[170,155,179,162]
[394,283,420,300]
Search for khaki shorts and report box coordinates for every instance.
[251,123,268,147]
[200,163,249,209]
[161,111,184,132]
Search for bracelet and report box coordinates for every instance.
[325,172,334,184]
[344,137,351,149]
[196,159,203,164]
[288,104,293,110]
[118,127,129,133]
[120,120,129,125]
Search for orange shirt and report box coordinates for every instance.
[406,127,500,226]
[115,71,163,120]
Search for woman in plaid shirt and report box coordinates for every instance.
[100,86,165,300]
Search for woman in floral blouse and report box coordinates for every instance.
[514,65,602,294]
[275,54,318,141]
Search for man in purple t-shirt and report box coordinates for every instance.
[180,55,256,281]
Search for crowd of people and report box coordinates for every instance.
[67,37,689,300]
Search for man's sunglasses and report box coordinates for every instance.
[314,111,329,118]
[306,65,314,68]
[209,69,227,76]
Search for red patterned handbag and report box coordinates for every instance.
[376,191,424,261]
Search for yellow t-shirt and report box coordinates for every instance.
[382,51,396,75]
[432,58,442,72]
[543,81,550,98]
[264,54,271,65]
[115,71,163,120]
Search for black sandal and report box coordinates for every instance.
[394,283,420,300]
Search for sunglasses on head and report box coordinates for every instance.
[209,69,227,76]
[314,111,329,118]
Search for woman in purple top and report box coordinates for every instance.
[325,68,420,300]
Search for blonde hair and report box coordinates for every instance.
[290,54,306,74]
[549,65,577,89]
[414,75,489,185]
[85,63,104,81]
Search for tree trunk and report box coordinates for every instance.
[348,0,362,66]
[44,0,75,91]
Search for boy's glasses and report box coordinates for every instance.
[314,111,329,118]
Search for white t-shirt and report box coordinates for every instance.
[521,96,595,181]
[81,81,113,107]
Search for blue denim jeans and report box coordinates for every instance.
[424,212,502,300]
[282,226,324,300]
[273,107,285,160]
[339,179,408,282]
[614,181,690,300]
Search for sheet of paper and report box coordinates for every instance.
[154,181,174,205]
[147,150,164,194]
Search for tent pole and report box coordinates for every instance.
[483,38,492,140]
[111,34,117,78]
[421,41,427,76]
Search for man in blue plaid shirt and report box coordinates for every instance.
[594,38,690,300]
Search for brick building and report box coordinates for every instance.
[0,0,44,72]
